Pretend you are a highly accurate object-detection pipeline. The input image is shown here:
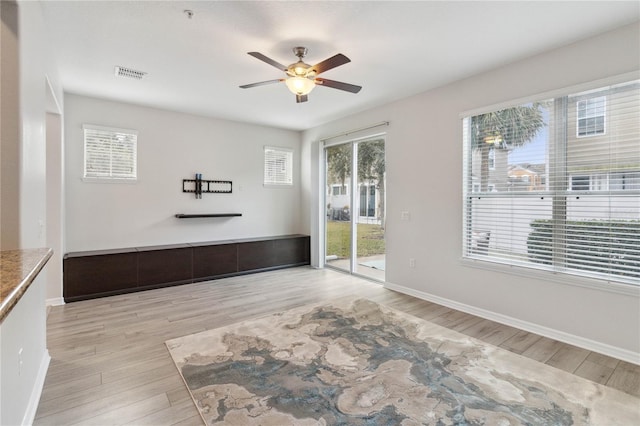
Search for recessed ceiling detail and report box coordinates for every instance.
[114,66,147,80]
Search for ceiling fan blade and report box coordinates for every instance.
[239,79,284,89]
[311,54,350,75]
[296,94,308,103]
[315,78,362,93]
[247,52,288,71]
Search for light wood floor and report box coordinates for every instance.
[35,267,639,425]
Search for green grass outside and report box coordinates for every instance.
[326,221,385,258]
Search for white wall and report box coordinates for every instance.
[1,0,21,250]
[0,275,48,426]
[301,23,640,359]
[64,94,302,252]
[0,1,60,424]
[17,0,47,250]
[46,111,63,303]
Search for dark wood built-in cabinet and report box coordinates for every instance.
[63,235,310,302]
[63,249,138,299]
[137,244,193,288]
[191,240,238,280]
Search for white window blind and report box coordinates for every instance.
[463,80,639,286]
[83,124,137,180]
[264,146,293,186]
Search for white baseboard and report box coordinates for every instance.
[46,297,65,307]
[22,350,50,426]
[384,281,640,366]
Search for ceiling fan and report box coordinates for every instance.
[240,47,362,103]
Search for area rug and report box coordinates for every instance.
[166,298,639,425]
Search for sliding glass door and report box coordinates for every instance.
[324,138,386,281]
[325,143,353,273]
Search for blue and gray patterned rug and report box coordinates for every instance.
[166,298,638,425]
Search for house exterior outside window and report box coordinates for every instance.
[577,96,606,137]
[332,184,348,196]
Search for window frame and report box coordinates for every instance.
[82,124,138,182]
[263,146,294,187]
[331,184,347,196]
[462,78,640,291]
[576,95,606,138]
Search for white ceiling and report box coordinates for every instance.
[41,1,639,131]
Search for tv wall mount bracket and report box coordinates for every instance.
[182,174,232,199]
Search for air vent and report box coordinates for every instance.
[114,66,147,80]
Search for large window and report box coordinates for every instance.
[462,80,639,285]
[83,124,137,181]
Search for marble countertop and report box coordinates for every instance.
[1,248,52,323]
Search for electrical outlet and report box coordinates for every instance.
[409,258,416,268]
[401,211,410,221]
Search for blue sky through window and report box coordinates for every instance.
[508,107,550,165]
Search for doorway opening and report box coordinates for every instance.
[324,137,386,281]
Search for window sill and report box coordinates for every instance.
[263,183,293,188]
[82,177,138,184]
[460,256,640,297]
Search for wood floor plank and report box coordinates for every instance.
[500,330,543,354]
[39,373,102,402]
[574,358,616,385]
[166,385,193,406]
[520,336,563,363]
[70,393,171,426]
[607,361,640,398]
[585,351,621,369]
[35,376,182,424]
[545,342,590,373]
[171,415,205,426]
[429,309,481,331]
[460,319,520,346]
[34,266,639,425]
[45,344,169,386]
[101,354,175,384]
[123,398,198,425]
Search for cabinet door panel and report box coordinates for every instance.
[237,241,275,271]
[274,237,310,265]
[138,248,192,287]
[193,244,238,279]
[64,253,137,300]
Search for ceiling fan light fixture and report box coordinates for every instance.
[285,76,315,96]
[292,62,308,76]
[241,47,361,102]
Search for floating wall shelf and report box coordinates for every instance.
[175,213,242,219]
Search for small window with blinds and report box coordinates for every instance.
[462,80,639,286]
[264,146,293,186]
[83,124,137,181]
